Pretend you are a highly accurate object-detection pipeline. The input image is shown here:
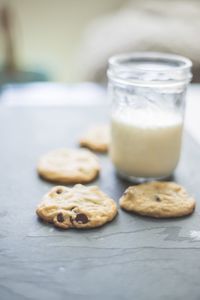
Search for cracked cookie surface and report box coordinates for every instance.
[36,184,117,229]
[37,148,100,184]
[120,181,196,218]
[79,125,109,153]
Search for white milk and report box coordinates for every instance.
[110,108,183,178]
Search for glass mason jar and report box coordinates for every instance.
[107,52,192,182]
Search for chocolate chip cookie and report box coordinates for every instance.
[120,181,196,218]
[37,148,100,184]
[36,184,117,229]
[79,125,109,153]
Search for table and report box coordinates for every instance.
[0,104,200,300]
[0,82,200,144]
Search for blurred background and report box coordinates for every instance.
[0,0,200,86]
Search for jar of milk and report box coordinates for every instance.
[107,52,192,182]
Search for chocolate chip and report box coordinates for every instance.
[56,189,63,194]
[75,213,89,224]
[155,195,161,202]
[57,213,64,222]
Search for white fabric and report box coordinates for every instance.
[78,0,200,82]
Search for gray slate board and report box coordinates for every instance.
[0,106,200,300]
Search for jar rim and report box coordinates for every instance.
[109,52,192,72]
[108,52,192,86]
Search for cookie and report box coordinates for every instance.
[120,181,196,218]
[37,148,100,184]
[79,125,109,152]
[36,184,117,229]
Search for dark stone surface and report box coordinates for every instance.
[0,106,200,300]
